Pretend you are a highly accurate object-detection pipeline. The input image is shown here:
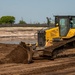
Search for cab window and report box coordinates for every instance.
[59,18,69,36]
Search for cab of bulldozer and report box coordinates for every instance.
[38,15,75,47]
[55,16,75,38]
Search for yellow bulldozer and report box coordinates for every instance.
[21,15,75,64]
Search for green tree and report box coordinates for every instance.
[0,16,15,24]
[0,18,2,24]
[19,20,26,24]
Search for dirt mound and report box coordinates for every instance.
[0,42,29,64]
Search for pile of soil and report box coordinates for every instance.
[0,42,29,64]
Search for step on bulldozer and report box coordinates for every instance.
[21,15,75,64]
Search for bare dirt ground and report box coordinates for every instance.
[0,44,75,75]
[0,27,75,75]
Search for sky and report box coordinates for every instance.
[0,0,75,24]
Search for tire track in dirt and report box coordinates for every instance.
[0,57,75,75]
[35,67,75,75]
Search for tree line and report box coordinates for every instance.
[0,16,26,24]
[0,16,53,25]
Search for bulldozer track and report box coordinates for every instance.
[42,37,75,58]
[45,37,75,51]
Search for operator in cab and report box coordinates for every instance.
[70,17,73,28]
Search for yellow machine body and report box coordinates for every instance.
[45,27,59,41]
[63,28,75,38]
[45,27,75,41]
[45,27,75,46]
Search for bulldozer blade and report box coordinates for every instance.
[19,41,34,64]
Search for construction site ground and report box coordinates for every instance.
[0,27,75,75]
